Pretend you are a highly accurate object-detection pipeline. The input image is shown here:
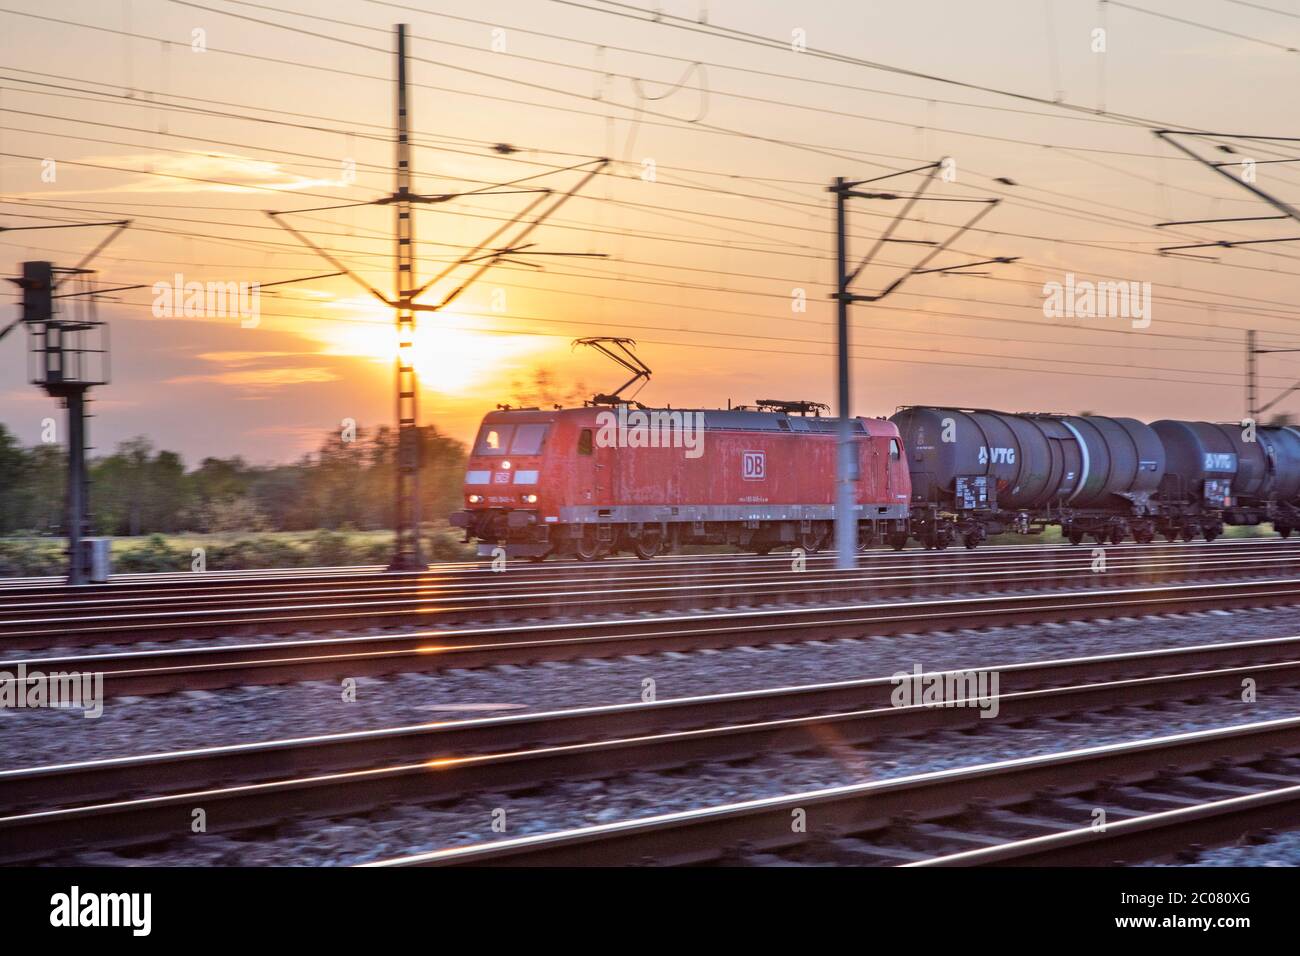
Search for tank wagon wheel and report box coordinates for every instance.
[632,532,663,560]
[752,546,773,556]
[1109,527,1126,545]
[1278,525,1293,539]
[922,531,951,551]
[889,533,909,551]
[1067,528,1085,546]
[963,532,980,550]
[573,529,606,562]
[1203,527,1219,543]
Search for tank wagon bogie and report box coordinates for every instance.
[450,405,911,561]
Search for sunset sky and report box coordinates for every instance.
[3,0,1300,463]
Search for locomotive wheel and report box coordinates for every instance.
[753,546,773,556]
[963,532,979,550]
[632,533,663,560]
[1109,527,1125,545]
[1203,527,1219,543]
[573,529,605,562]
[799,530,826,553]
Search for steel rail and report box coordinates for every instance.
[3,543,1292,618]
[4,656,1300,863]
[3,550,1298,650]
[4,634,1299,813]
[367,716,1300,867]
[0,536,1289,600]
[5,576,1300,696]
[908,783,1300,866]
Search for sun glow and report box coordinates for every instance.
[315,298,543,395]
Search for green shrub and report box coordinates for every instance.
[0,539,65,576]
[206,537,305,570]
[115,534,189,572]
[306,529,353,566]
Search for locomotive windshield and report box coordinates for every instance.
[473,423,549,455]
[510,424,549,454]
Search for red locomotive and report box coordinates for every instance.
[449,400,911,561]
[449,334,909,560]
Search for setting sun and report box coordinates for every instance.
[314,297,544,395]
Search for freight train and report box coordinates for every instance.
[450,399,1300,560]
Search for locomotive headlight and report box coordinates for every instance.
[468,494,482,504]
[523,494,538,504]
[501,460,512,469]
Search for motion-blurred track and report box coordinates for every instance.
[2,538,1298,648]
[7,576,1300,696]
[4,638,1298,864]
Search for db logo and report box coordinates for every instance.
[493,472,511,484]
[742,451,766,480]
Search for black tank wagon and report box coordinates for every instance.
[1152,420,1300,539]
[890,406,1166,548]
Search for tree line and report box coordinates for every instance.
[0,423,467,536]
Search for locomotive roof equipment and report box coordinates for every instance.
[573,336,652,406]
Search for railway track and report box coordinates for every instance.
[3,537,1282,595]
[2,538,1297,649]
[4,637,1298,864]
[6,576,1300,697]
[372,717,1300,867]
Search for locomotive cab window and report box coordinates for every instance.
[510,423,550,455]
[473,424,515,455]
[889,439,901,461]
[577,428,594,456]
